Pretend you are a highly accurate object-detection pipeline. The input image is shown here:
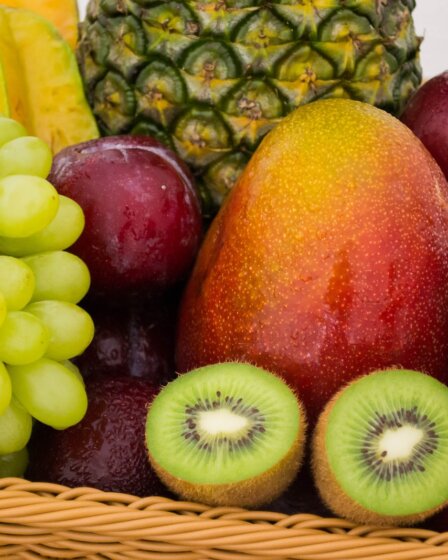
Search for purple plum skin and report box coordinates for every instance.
[401,71,448,179]
[49,136,203,299]
[75,300,177,385]
[27,376,165,497]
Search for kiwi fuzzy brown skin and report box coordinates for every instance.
[312,384,447,527]
[149,406,306,508]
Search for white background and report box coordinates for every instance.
[77,0,447,78]
[413,0,447,78]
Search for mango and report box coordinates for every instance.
[0,0,79,50]
[176,99,448,420]
[0,7,98,153]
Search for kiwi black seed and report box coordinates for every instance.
[145,362,306,507]
[312,369,448,526]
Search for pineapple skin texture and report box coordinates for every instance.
[78,0,422,211]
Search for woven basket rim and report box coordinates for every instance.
[0,477,447,559]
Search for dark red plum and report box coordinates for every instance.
[27,376,165,497]
[49,136,202,299]
[75,300,177,384]
[268,463,330,518]
[401,71,448,179]
[427,509,448,532]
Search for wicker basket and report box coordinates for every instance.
[1,477,447,559]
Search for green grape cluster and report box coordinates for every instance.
[0,117,93,476]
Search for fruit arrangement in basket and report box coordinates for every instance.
[0,0,448,557]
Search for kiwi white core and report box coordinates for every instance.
[378,426,423,462]
[199,408,248,435]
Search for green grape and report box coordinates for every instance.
[8,358,88,429]
[0,292,6,329]
[26,301,94,361]
[0,447,29,478]
[0,196,84,256]
[0,361,11,415]
[0,118,27,148]
[0,311,49,365]
[60,360,85,386]
[23,251,90,304]
[0,256,35,310]
[0,137,52,179]
[0,175,59,238]
[0,398,32,455]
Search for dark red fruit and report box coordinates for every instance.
[27,376,163,497]
[425,508,448,532]
[401,71,448,179]
[75,300,177,384]
[268,464,330,518]
[49,136,202,299]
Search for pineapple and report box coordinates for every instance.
[78,0,422,213]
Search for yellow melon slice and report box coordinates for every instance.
[0,9,29,123]
[0,62,10,117]
[0,6,98,153]
[0,0,79,50]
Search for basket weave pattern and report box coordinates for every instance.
[1,478,447,559]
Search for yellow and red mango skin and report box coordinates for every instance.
[176,100,448,421]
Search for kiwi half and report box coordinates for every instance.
[146,362,306,507]
[312,369,448,526]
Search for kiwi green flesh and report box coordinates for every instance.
[325,369,448,518]
[146,362,302,485]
